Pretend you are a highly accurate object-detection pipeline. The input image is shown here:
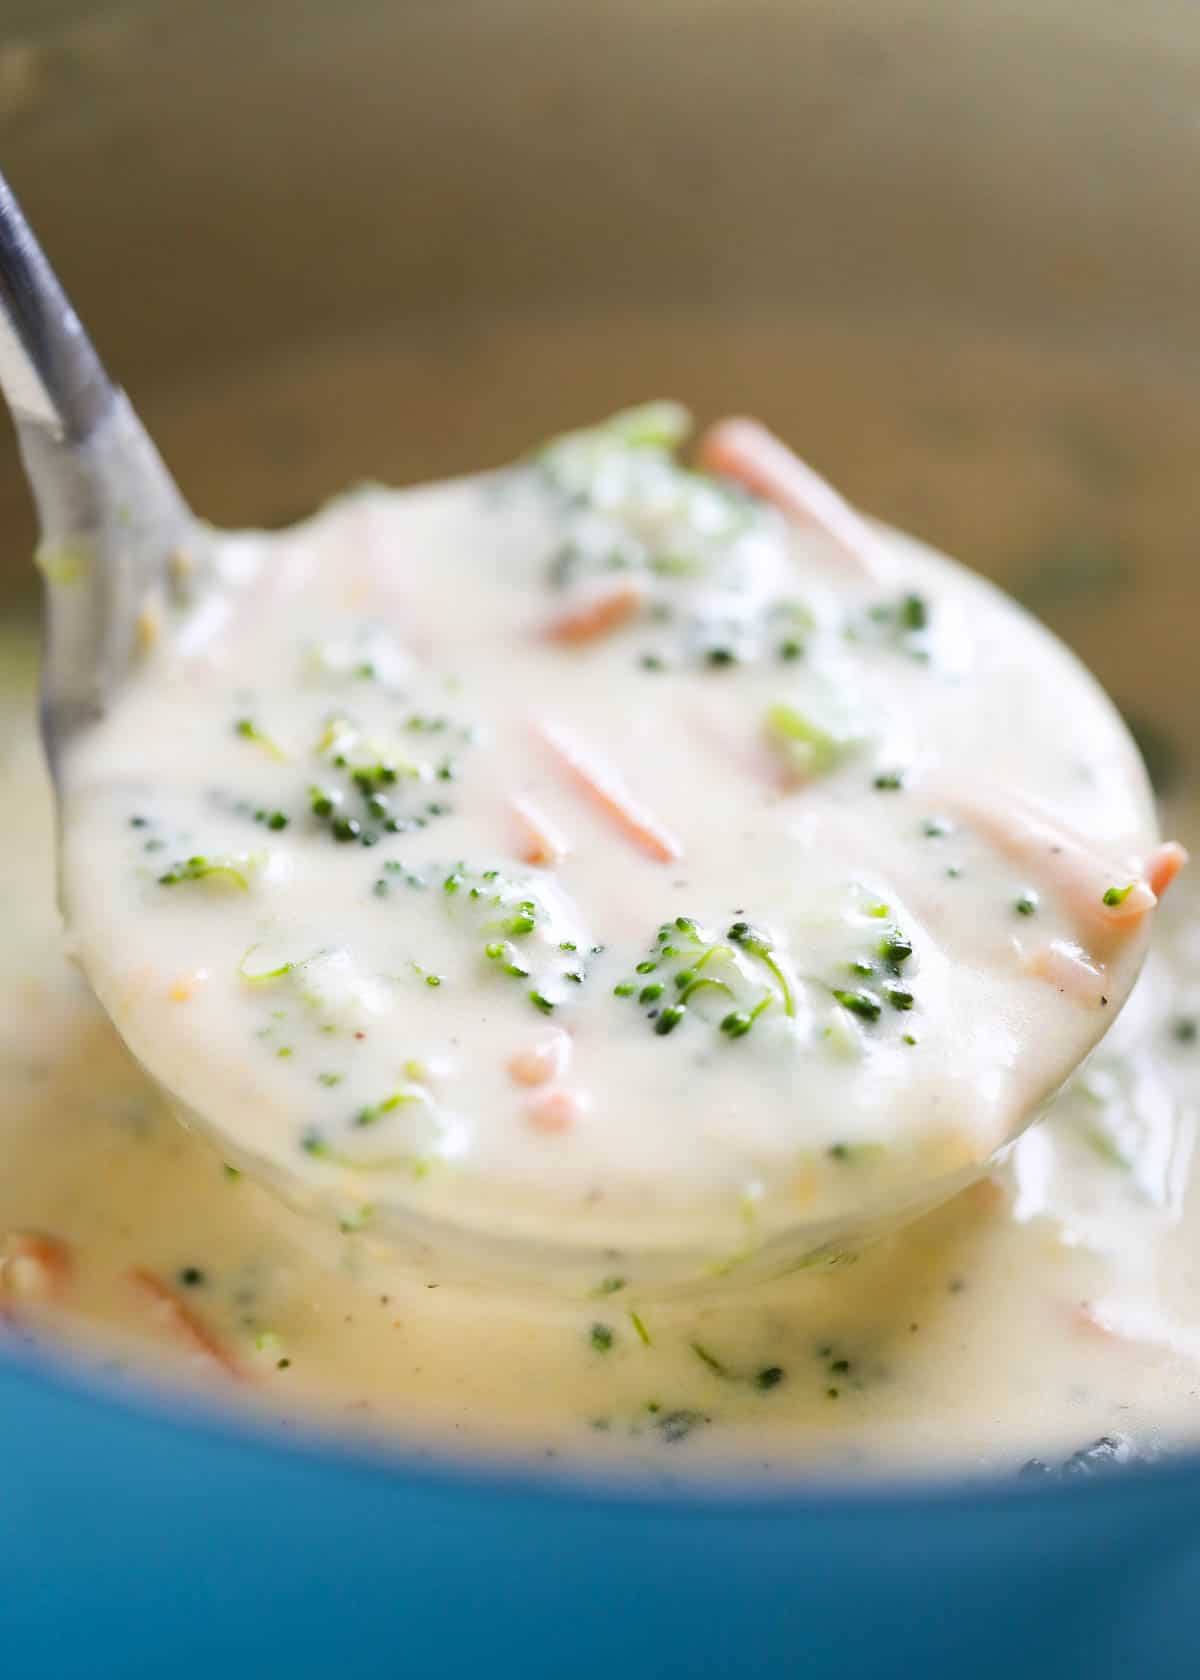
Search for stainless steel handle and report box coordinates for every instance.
[0,170,114,441]
[0,169,195,773]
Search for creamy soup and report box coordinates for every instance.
[2,345,1198,1484]
[54,407,1164,1288]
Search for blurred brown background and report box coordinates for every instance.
[0,0,1195,771]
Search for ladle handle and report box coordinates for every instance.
[0,169,194,770]
[0,170,114,441]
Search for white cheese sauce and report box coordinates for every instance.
[0,640,1196,1482]
[1,371,1196,1486]
[54,408,1161,1286]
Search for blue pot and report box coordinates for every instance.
[3,5,1199,1673]
[4,1342,1200,1677]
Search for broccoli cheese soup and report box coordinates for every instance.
[54,407,1170,1288]
[3,330,1197,1484]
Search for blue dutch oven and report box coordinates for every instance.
[3,3,1199,1673]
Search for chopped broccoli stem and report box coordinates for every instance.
[828,1141,887,1164]
[832,987,883,1022]
[877,928,913,969]
[237,945,317,984]
[159,854,255,890]
[234,717,288,761]
[763,699,863,779]
[690,1342,728,1377]
[353,1089,425,1129]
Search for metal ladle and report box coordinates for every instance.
[0,169,1160,1294]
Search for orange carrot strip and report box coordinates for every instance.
[511,794,570,867]
[525,1088,578,1134]
[1027,939,1108,1006]
[697,417,881,578]
[1,1230,73,1303]
[962,1176,1006,1215]
[128,1267,244,1380]
[1147,840,1188,899]
[536,720,682,863]
[940,787,1158,930]
[1076,1302,1118,1340]
[543,579,645,644]
[1074,1301,1154,1349]
[508,1028,572,1088]
[1076,1298,1200,1359]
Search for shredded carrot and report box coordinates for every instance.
[962,1176,1006,1214]
[1,1230,73,1303]
[940,787,1159,932]
[1075,1301,1126,1342]
[127,1267,244,1380]
[1027,939,1108,1006]
[697,417,881,578]
[508,1028,572,1088]
[1075,1303,1107,1338]
[1075,1298,1200,1358]
[1147,840,1188,899]
[510,794,570,867]
[525,1088,578,1134]
[536,720,682,863]
[543,578,645,644]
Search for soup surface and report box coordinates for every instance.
[2,322,1199,1483]
[56,404,1158,1285]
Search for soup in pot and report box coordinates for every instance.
[2,318,1198,1483]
